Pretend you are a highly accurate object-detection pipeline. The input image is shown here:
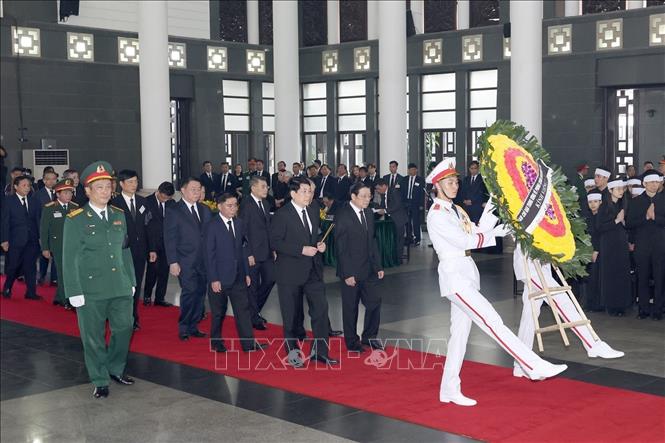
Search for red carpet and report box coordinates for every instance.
[1,279,663,442]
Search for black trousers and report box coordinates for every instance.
[3,241,39,295]
[208,276,255,350]
[248,259,275,324]
[394,221,407,258]
[277,269,330,357]
[131,255,146,325]
[144,249,169,303]
[177,267,206,335]
[405,202,421,243]
[635,241,665,313]
[340,276,382,347]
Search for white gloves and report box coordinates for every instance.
[132,286,135,296]
[491,224,511,238]
[478,195,499,232]
[69,295,85,307]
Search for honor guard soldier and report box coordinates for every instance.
[62,161,137,399]
[40,178,79,309]
[426,158,567,407]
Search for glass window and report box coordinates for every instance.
[338,79,366,97]
[303,82,326,99]
[223,97,250,114]
[302,82,327,134]
[303,99,327,116]
[468,69,498,160]
[469,90,498,109]
[338,97,366,114]
[338,115,366,131]
[262,99,275,115]
[422,92,455,111]
[304,116,327,132]
[223,80,249,97]
[469,70,498,89]
[422,73,456,92]
[262,82,274,98]
[224,115,250,132]
[422,111,456,129]
[421,73,456,131]
[337,79,367,132]
[223,80,250,132]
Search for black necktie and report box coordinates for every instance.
[191,205,200,224]
[21,197,28,215]
[471,175,475,185]
[391,175,395,188]
[360,209,367,230]
[100,210,107,222]
[130,198,136,219]
[451,205,460,219]
[227,220,235,238]
[258,200,266,217]
[301,209,310,235]
[408,176,414,199]
[320,177,327,197]
[380,194,386,209]
[160,201,165,217]
[63,204,67,212]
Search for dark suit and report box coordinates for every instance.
[334,203,383,348]
[1,193,41,296]
[35,187,57,283]
[199,172,219,200]
[271,172,281,191]
[218,172,237,196]
[255,170,270,185]
[203,215,255,349]
[72,183,88,207]
[457,174,488,224]
[144,194,175,304]
[334,176,352,202]
[315,174,336,200]
[110,194,155,326]
[378,188,408,259]
[270,202,330,357]
[239,195,276,325]
[164,200,212,336]
[402,174,426,244]
[383,173,404,190]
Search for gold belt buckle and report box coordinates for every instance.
[465,250,471,257]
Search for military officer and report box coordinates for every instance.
[62,161,136,399]
[40,178,79,309]
[426,157,567,407]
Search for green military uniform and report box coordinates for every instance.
[62,162,136,388]
[39,195,79,304]
[242,171,253,196]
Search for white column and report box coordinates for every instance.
[625,0,644,9]
[138,0,171,189]
[510,1,543,141]
[378,0,407,174]
[367,0,379,39]
[410,0,425,34]
[273,0,301,163]
[457,0,470,30]
[247,0,260,44]
[564,0,580,16]
[327,0,340,44]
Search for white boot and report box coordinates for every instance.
[513,365,527,378]
[528,362,568,381]
[587,341,624,359]
[440,392,477,407]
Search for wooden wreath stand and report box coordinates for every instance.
[523,257,599,352]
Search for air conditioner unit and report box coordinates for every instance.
[22,149,70,177]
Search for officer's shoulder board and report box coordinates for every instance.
[67,208,84,218]
[432,203,441,210]
[45,201,56,207]
[110,204,124,213]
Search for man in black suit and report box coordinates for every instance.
[218,162,237,196]
[204,193,268,353]
[271,161,287,190]
[335,182,385,352]
[199,161,218,201]
[402,163,426,246]
[1,176,42,299]
[292,162,304,178]
[239,176,275,330]
[36,166,56,191]
[165,177,212,340]
[255,159,271,183]
[111,170,157,330]
[321,194,340,217]
[374,179,408,261]
[383,160,404,190]
[35,169,58,285]
[4,167,24,196]
[315,164,336,202]
[63,169,88,207]
[143,181,175,307]
[335,164,351,202]
[269,177,338,367]
[457,160,488,224]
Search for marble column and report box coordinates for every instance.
[327,0,340,44]
[367,0,379,39]
[247,0,260,44]
[410,0,425,34]
[378,0,407,173]
[625,0,644,9]
[273,0,301,162]
[458,0,470,30]
[564,0,580,16]
[510,0,543,140]
[138,0,171,188]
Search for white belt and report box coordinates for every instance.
[438,250,471,259]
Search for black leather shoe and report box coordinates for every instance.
[652,313,662,321]
[143,298,152,306]
[24,293,43,301]
[258,315,268,324]
[638,311,650,319]
[244,342,269,352]
[179,334,190,341]
[93,386,109,398]
[212,343,227,353]
[253,322,267,330]
[310,354,339,365]
[154,300,173,307]
[2,289,10,299]
[362,339,385,351]
[52,299,62,306]
[64,301,73,311]
[329,330,343,337]
[110,374,134,385]
[191,330,207,338]
[133,323,140,331]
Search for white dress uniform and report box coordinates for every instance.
[513,245,624,373]
[426,157,567,407]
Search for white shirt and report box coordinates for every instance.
[89,202,109,221]
[16,193,29,211]
[154,194,165,217]
[349,201,365,225]
[319,175,329,197]
[220,173,229,189]
[122,192,136,212]
[46,187,55,201]
[182,198,199,219]
[57,199,69,211]
[291,201,312,233]
[407,175,416,199]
